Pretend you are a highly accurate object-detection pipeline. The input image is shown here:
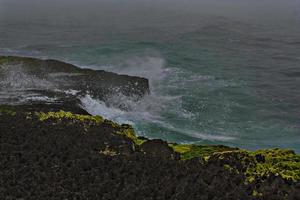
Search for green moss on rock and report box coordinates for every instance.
[0,106,17,116]
[246,148,300,182]
[0,56,24,65]
[117,124,146,145]
[37,110,104,124]
[207,148,300,183]
[170,143,300,182]
[252,190,262,197]
[36,110,146,145]
[0,56,12,64]
[169,143,238,160]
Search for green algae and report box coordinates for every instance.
[0,56,12,64]
[117,124,146,145]
[101,119,145,145]
[36,110,146,145]
[0,106,17,116]
[37,110,104,124]
[252,190,262,197]
[0,56,29,64]
[208,148,300,183]
[246,148,300,182]
[170,143,300,182]
[169,143,238,160]
[0,56,22,65]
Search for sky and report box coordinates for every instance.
[1,0,299,23]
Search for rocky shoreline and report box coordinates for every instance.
[0,56,300,199]
[0,55,149,109]
[0,104,300,200]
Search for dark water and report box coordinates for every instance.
[1,0,300,152]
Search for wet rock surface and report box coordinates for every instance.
[0,56,149,108]
[0,106,299,200]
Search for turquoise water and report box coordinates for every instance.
[1,0,300,152]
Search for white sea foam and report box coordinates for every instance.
[0,63,56,104]
[79,92,174,125]
[79,93,235,142]
[93,56,168,91]
[64,89,80,96]
[23,95,58,103]
[0,63,53,90]
[178,129,236,141]
[78,56,173,123]
[80,94,128,123]
[116,56,167,83]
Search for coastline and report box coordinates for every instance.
[0,56,300,199]
[1,100,300,199]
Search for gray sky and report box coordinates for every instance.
[1,0,299,22]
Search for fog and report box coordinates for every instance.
[1,0,299,24]
[0,0,299,47]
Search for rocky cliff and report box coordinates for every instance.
[0,105,299,200]
[0,56,299,199]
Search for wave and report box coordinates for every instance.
[0,54,235,143]
[86,56,167,88]
[77,54,234,141]
[77,55,236,142]
[80,92,174,125]
[79,93,235,142]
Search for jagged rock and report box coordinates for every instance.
[0,108,299,199]
[255,154,265,163]
[140,139,179,160]
[0,55,150,109]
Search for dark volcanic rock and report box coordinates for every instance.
[0,110,248,200]
[255,153,265,163]
[140,139,180,160]
[0,106,299,200]
[0,55,150,108]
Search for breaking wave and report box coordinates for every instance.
[78,56,236,142]
[0,54,236,143]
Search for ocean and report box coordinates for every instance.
[1,0,300,152]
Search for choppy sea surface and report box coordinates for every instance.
[1,0,300,152]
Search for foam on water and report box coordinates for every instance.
[0,63,55,104]
[89,56,167,88]
[79,93,236,142]
[22,95,58,103]
[79,56,170,121]
[80,92,172,125]
[80,94,127,123]
[77,55,235,142]
[78,56,171,123]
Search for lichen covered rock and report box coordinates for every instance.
[0,106,299,199]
